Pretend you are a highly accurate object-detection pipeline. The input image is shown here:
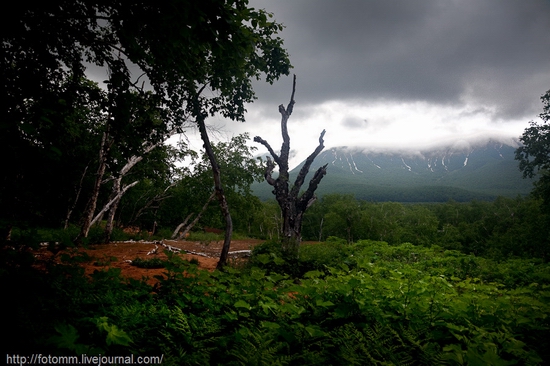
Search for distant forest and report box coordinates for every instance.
[298,194,549,260]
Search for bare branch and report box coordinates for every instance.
[253,136,280,164]
[286,74,296,116]
[130,182,176,225]
[298,163,328,211]
[291,129,326,198]
[118,127,179,177]
[176,190,217,239]
[319,129,326,144]
[278,76,298,176]
[264,156,277,186]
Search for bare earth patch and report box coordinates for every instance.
[32,239,263,284]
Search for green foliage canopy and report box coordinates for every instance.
[298,194,549,259]
[4,0,291,123]
[1,0,291,233]
[516,89,550,211]
[153,133,264,233]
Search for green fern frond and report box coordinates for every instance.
[170,306,192,336]
[332,322,446,366]
[400,325,447,365]
[226,326,291,366]
[156,307,221,365]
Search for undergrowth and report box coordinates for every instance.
[130,257,168,269]
[2,238,549,364]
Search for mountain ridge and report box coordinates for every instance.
[252,138,534,202]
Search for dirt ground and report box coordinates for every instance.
[32,238,263,284]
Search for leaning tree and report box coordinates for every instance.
[3,0,291,268]
[254,75,328,257]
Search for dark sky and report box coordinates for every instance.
[210,0,549,166]
[80,1,547,167]
[249,0,550,117]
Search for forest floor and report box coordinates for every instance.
[32,238,263,285]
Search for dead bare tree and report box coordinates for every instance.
[254,75,327,258]
[171,214,193,239]
[76,126,179,244]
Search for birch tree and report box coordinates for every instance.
[102,128,179,243]
[3,1,291,268]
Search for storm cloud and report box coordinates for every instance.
[224,0,549,168]
[249,0,550,119]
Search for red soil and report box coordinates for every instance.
[31,239,263,284]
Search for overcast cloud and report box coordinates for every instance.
[194,0,545,168]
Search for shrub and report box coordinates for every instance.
[299,238,355,273]
[186,231,223,242]
[154,228,173,240]
[248,238,355,277]
[131,257,168,269]
[109,227,132,242]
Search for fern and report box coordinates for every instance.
[157,306,218,365]
[400,325,447,365]
[332,322,445,365]
[225,326,291,366]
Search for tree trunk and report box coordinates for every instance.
[171,213,193,239]
[64,164,88,229]
[102,130,178,243]
[318,217,324,242]
[196,116,233,269]
[76,131,112,243]
[254,75,327,258]
[90,180,139,230]
[171,190,216,239]
[103,175,123,243]
[178,191,217,240]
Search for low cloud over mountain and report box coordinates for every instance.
[253,137,533,202]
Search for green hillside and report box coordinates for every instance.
[252,141,534,202]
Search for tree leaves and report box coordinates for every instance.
[516,89,550,214]
[2,0,291,234]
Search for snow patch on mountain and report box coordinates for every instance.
[315,137,522,178]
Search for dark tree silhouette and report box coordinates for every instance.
[254,75,327,257]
